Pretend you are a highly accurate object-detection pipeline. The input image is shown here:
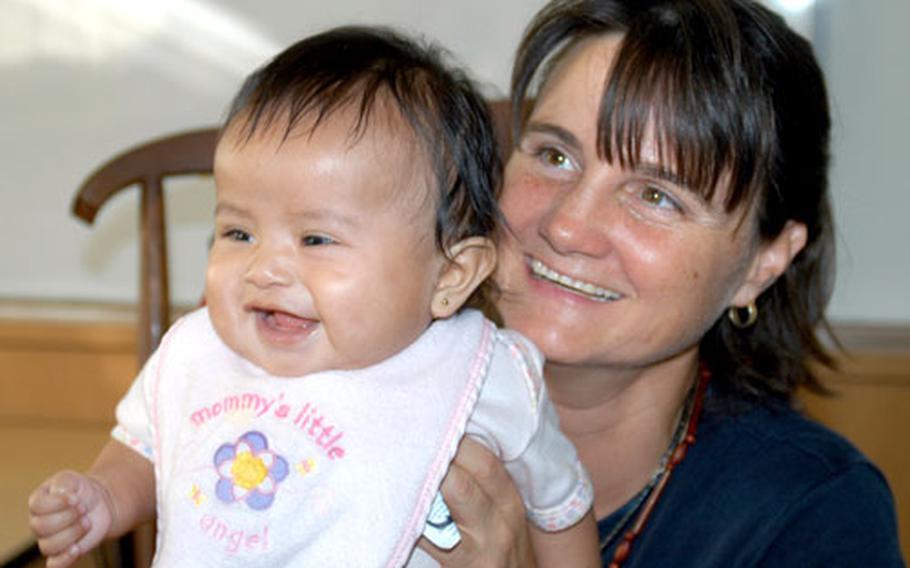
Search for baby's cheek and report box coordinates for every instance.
[204,260,227,298]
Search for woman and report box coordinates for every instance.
[421,0,904,566]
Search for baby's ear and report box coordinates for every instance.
[431,236,497,318]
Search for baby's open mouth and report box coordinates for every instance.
[256,309,315,331]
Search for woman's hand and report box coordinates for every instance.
[417,438,536,567]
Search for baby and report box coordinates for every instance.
[28,26,596,567]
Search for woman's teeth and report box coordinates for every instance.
[530,259,621,302]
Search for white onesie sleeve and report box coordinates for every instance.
[465,329,593,531]
[110,320,174,462]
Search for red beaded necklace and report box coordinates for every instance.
[604,365,712,568]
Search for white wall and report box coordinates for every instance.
[814,0,910,324]
[1,0,907,325]
[0,0,546,308]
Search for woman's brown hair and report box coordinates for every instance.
[511,0,836,405]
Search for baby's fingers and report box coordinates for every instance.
[45,545,83,568]
[27,484,73,516]
[34,513,90,559]
[29,471,90,512]
[29,503,86,538]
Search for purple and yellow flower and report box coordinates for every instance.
[214,431,288,510]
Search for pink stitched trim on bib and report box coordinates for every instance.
[386,318,495,567]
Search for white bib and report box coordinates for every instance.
[116,308,492,567]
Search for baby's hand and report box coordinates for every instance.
[28,470,114,568]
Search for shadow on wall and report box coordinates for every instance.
[0,0,278,94]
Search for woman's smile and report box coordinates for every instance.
[528,257,622,302]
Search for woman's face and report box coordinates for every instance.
[496,35,788,371]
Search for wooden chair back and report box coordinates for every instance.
[72,129,219,363]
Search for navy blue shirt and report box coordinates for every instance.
[598,396,905,566]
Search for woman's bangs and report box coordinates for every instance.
[598,23,764,211]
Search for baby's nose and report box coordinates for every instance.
[244,245,295,288]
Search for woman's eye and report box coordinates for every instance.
[540,147,572,170]
[223,228,252,242]
[302,234,335,246]
[640,185,682,212]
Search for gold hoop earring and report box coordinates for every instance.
[727,302,758,328]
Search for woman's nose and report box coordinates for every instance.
[539,179,613,257]
[244,244,294,288]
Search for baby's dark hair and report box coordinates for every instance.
[224,25,502,262]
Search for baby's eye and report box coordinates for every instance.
[639,185,682,212]
[223,228,252,242]
[302,234,335,246]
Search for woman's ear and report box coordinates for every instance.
[730,220,808,307]
[431,236,497,318]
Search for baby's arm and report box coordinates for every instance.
[482,330,600,567]
[28,439,155,568]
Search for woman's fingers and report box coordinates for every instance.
[419,438,535,567]
[449,438,524,519]
[441,439,523,532]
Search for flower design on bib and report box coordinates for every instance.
[214,431,289,510]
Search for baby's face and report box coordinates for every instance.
[207,106,444,376]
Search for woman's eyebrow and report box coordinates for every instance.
[635,163,692,192]
[523,121,583,153]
